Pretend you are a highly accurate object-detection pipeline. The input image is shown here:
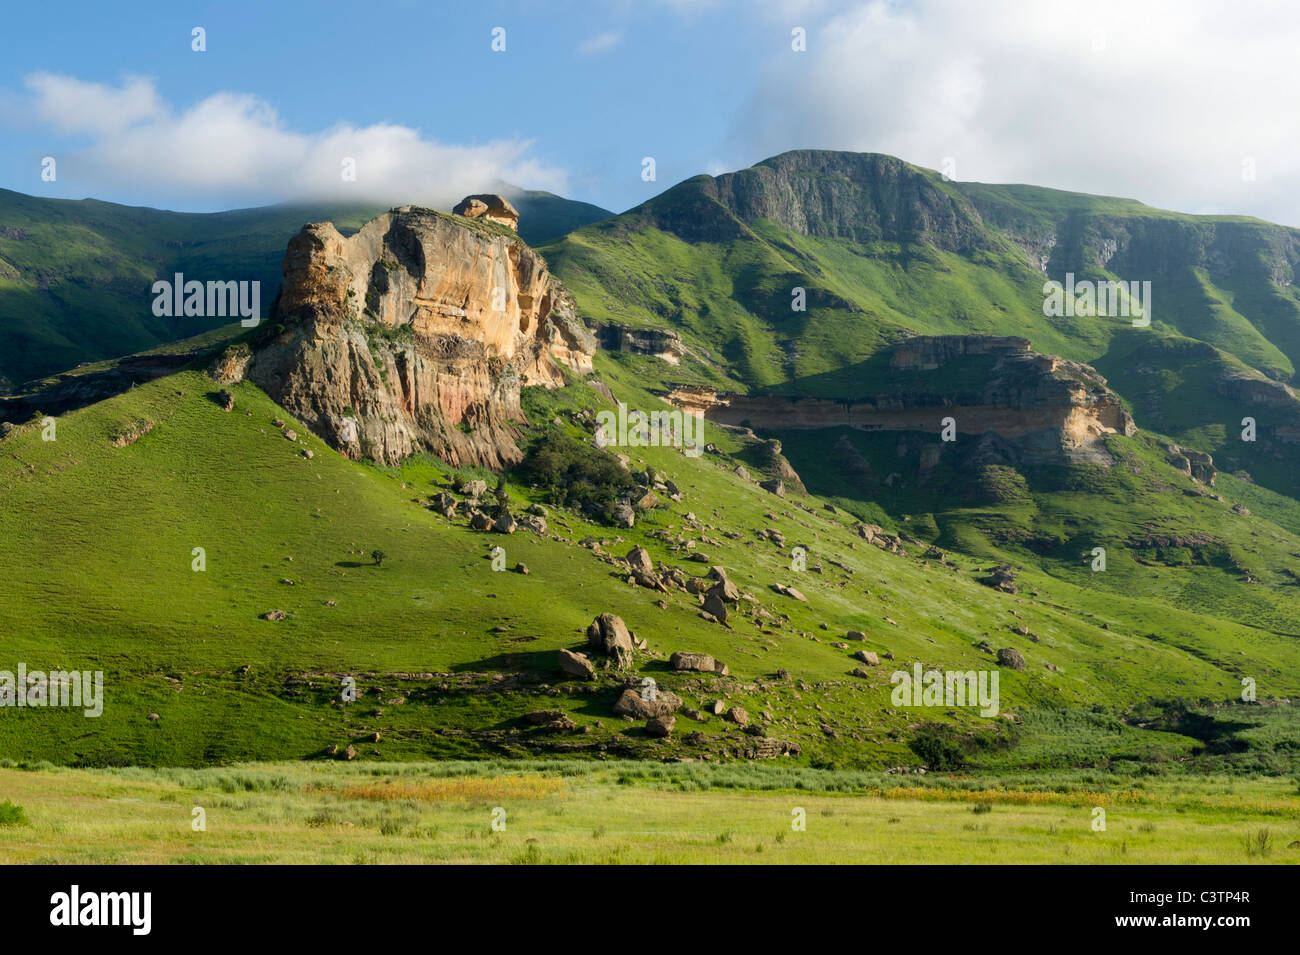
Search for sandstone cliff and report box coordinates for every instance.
[247,204,594,468]
[663,335,1136,466]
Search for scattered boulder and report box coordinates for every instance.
[669,651,727,675]
[979,564,1019,595]
[625,545,654,576]
[524,710,577,731]
[853,650,880,665]
[612,687,682,719]
[645,715,676,738]
[452,193,519,231]
[997,647,1026,670]
[458,479,488,498]
[759,478,786,497]
[260,610,287,621]
[557,648,596,680]
[724,706,750,727]
[518,514,547,535]
[610,501,636,528]
[586,613,635,669]
[702,593,730,622]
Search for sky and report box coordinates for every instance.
[2,0,1299,226]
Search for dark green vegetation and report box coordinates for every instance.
[0,188,610,389]
[0,150,1298,777]
[519,426,637,514]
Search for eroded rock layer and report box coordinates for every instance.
[665,335,1136,466]
[248,206,594,468]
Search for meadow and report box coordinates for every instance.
[1,760,1297,864]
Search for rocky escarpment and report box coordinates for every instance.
[646,150,994,252]
[596,323,686,364]
[247,202,594,468]
[664,335,1136,466]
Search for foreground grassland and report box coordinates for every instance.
[1,761,1298,864]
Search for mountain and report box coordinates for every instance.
[1,159,1298,774]
[0,188,611,391]
[541,150,1300,499]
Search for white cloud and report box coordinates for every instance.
[26,72,166,136]
[728,0,1300,227]
[18,74,566,208]
[577,31,623,56]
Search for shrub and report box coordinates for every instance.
[517,426,636,517]
[0,801,28,826]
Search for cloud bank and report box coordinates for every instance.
[729,0,1300,226]
[20,72,566,208]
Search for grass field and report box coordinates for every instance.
[1,760,1297,864]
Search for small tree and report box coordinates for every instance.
[371,549,386,567]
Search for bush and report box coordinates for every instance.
[908,725,969,770]
[0,800,28,826]
[517,426,636,517]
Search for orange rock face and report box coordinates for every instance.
[249,207,593,468]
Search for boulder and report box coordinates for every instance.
[725,706,750,727]
[702,593,729,622]
[669,651,717,673]
[586,613,635,669]
[523,710,577,731]
[458,479,488,498]
[853,650,880,665]
[557,648,596,680]
[645,715,676,738]
[452,193,520,231]
[625,545,655,576]
[612,687,682,719]
[997,647,1026,670]
[706,577,740,603]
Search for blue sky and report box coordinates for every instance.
[3,0,1299,226]
[0,0,778,212]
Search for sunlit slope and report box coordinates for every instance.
[0,352,1296,767]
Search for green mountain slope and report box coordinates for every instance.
[541,151,1300,502]
[1,340,1298,771]
[0,189,611,390]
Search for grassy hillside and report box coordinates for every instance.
[1,342,1298,772]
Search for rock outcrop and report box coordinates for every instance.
[248,204,595,468]
[596,323,686,364]
[452,194,520,232]
[663,335,1136,466]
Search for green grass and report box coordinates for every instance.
[1,349,1299,771]
[1,760,1297,864]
